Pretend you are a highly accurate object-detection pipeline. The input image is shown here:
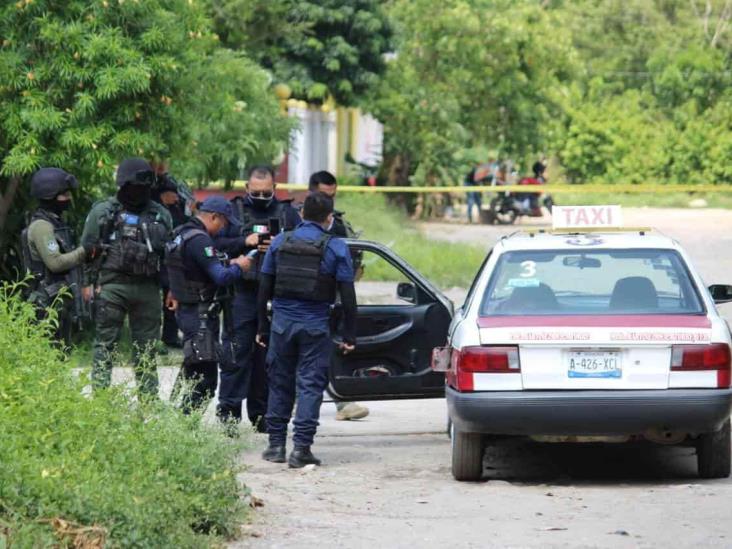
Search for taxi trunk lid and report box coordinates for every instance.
[478,315,712,390]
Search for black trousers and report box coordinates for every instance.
[173,304,219,415]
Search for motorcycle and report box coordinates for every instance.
[485,177,555,225]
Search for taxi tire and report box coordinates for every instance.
[451,426,483,481]
[697,419,731,479]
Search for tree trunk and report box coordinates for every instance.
[0,176,22,235]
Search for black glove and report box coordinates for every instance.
[82,242,101,261]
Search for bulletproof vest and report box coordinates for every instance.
[233,198,294,282]
[100,204,168,278]
[21,209,77,296]
[274,233,336,303]
[164,225,217,304]
[330,211,356,238]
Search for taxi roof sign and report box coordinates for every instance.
[553,205,623,231]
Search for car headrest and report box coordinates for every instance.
[504,283,559,312]
[609,276,658,311]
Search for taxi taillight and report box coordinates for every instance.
[671,343,731,388]
[452,346,520,391]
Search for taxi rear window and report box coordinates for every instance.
[481,249,704,316]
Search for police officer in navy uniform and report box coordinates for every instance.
[256,192,357,468]
[214,165,301,430]
[165,196,253,414]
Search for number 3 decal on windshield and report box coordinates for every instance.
[520,260,537,278]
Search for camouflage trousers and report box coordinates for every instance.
[91,279,161,398]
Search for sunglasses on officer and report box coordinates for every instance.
[248,190,274,199]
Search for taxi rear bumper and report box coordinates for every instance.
[447,386,732,436]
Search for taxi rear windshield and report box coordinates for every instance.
[481,249,704,316]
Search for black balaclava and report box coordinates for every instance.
[40,197,70,216]
[249,193,274,211]
[117,183,151,213]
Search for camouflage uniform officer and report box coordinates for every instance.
[21,168,91,345]
[81,158,173,398]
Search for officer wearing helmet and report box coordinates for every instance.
[21,167,93,344]
[81,158,173,399]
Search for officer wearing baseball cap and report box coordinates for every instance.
[81,157,173,399]
[165,195,253,416]
[21,167,93,345]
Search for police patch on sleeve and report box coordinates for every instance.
[204,246,215,257]
[47,240,60,253]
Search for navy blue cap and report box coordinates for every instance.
[199,195,240,226]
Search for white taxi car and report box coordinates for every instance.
[440,206,732,481]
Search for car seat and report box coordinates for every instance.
[503,283,559,312]
[609,276,658,311]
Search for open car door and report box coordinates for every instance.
[328,239,453,401]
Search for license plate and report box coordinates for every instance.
[567,350,622,379]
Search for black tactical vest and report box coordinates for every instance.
[233,198,294,283]
[21,209,77,296]
[273,233,336,302]
[101,206,168,278]
[164,226,217,304]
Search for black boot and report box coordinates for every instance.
[288,446,321,468]
[262,444,286,463]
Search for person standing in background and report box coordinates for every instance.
[308,171,370,422]
[153,171,189,348]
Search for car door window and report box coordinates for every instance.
[354,249,414,306]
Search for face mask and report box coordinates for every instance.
[40,198,70,216]
[117,183,151,212]
[248,191,274,211]
[326,216,335,232]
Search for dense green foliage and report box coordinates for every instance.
[208,0,392,106]
[555,0,732,184]
[367,0,574,188]
[369,0,732,189]
[0,285,247,547]
[0,0,291,277]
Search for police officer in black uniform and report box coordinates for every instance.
[153,172,190,348]
[21,168,92,345]
[214,165,301,429]
[256,192,358,467]
[165,196,252,414]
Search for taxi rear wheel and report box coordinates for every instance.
[451,425,484,481]
[697,420,731,479]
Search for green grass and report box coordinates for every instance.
[0,285,248,548]
[339,193,486,288]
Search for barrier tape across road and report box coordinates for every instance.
[209,182,732,194]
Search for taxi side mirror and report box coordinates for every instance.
[397,282,417,304]
[709,284,732,304]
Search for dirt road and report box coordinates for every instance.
[233,208,732,549]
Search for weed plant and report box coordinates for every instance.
[0,284,247,547]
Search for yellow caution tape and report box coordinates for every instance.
[205,182,732,194]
